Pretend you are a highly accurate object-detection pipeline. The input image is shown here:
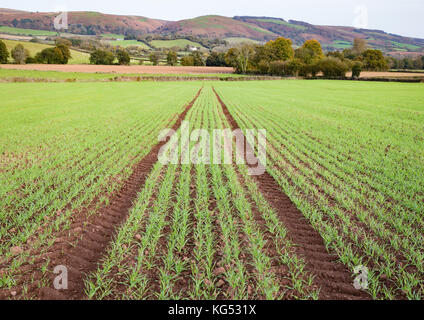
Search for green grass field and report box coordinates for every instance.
[2,39,90,64]
[100,33,126,39]
[0,79,423,300]
[224,37,262,45]
[0,26,57,36]
[106,39,151,49]
[390,41,421,51]
[149,39,205,50]
[254,18,308,31]
[331,40,353,49]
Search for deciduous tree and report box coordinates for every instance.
[89,49,115,65]
[56,44,71,64]
[117,49,131,65]
[318,57,349,78]
[302,40,324,59]
[352,61,362,79]
[206,51,227,67]
[191,51,205,66]
[149,52,160,66]
[181,55,194,66]
[225,44,255,73]
[352,38,367,55]
[11,44,29,64]
[166,51,178,66]
[0,40,9,64]
[362,49,388,71]
[265,37,294,62]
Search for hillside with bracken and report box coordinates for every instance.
[0,9,167,35]
[0,9,423,52]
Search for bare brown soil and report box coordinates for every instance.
[213,88,370,300]
[0,64,234,74]
[1,88,202,300]
[354,71,424,78]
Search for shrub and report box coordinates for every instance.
[117,49,130,65]
[166,51,178,66]
[352,61,362,79]
[89,49,115,65]
[11,44,30,64]
[269,61,286,76]
[257,60,269,75]
[362,49,388,71]
[55,38,72,48]
[191,51,205,66]
[300,61,320,78]
[35,45,71,64]
[25,56,37,64]
[149,52,160,66]
[36,48,61,64]
[269,59,303,76]
[318,57,349,79]
[206,51,227,67]
[181,56,195,66]
[0,40,9,64]
[286,59,303,77]
[56,44,71,64]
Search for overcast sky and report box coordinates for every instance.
[2,0,424,38]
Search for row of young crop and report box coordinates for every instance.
[85,86,318,300]
[0,83,200,297]
[214,81,423,299]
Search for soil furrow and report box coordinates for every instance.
[2,88,202,300]
[212,87,370,300]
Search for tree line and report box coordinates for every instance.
[0,38,72,64]
[223,38,400,78]
[1,37,423,74]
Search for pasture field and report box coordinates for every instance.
[149,39,205,50]
[100,34,126,39]
[2,39,90,64]
[0,26,57,36]
[0,80,423,300]
[224,37,263,45]
[106,40,151,50]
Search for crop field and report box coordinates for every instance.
[0,64,234,74]
[0,68,246,81]
[0,80,423,300]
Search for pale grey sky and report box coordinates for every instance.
[2,0,424,38]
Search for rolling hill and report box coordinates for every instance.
[0,9,167,35]
[155,15,276,40]
[235,16,424,53]
[0,8,423,53]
